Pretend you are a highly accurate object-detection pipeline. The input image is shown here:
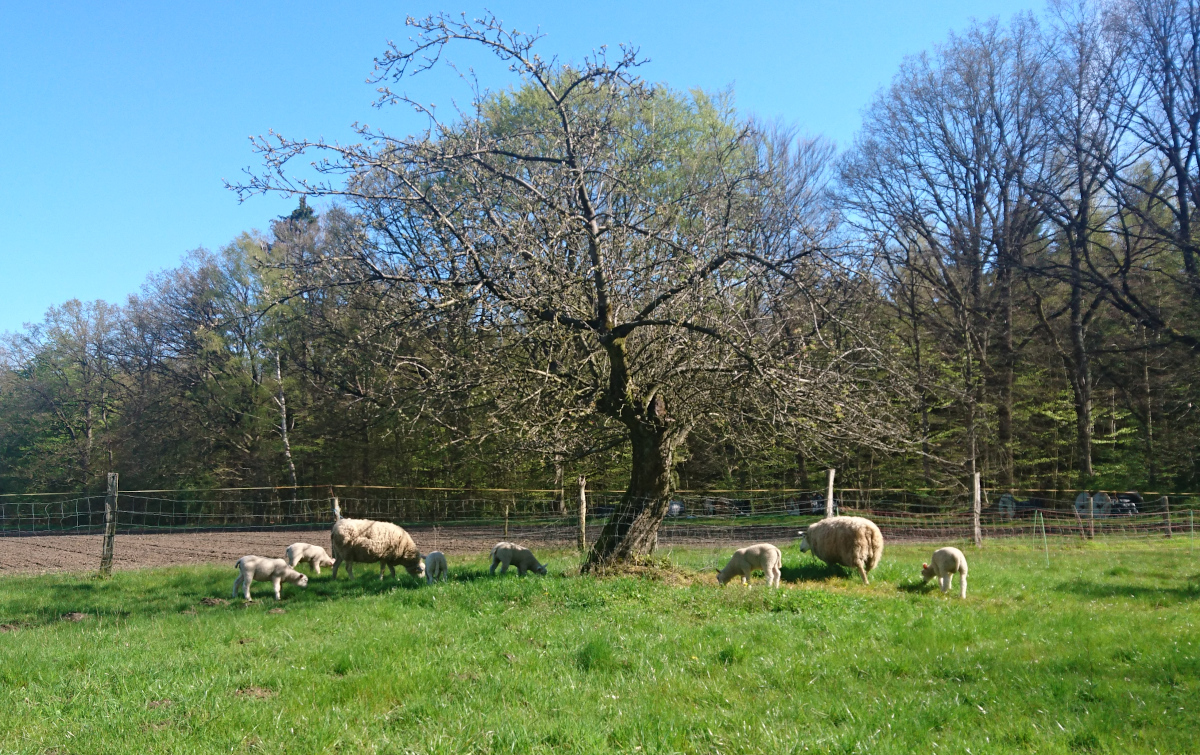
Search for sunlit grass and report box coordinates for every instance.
[0,540,1196,753]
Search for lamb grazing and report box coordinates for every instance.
[424,551,449,584]
[330,501,425,581]
[233,555,309,601]
[285,542,335,575]
[798,516,884,585]
[921,546,968,599]
[489,542,547,576]
[716,543,782,588]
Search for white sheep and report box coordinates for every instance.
[424,550,449,584]
[489,542,547,576]
[716,543,782,588]
[285,542,335,575]
[232,555,309,601]
[921,546,968,598]
[330,516,425,580]
[798,516,884,585]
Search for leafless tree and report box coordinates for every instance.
[232,13,904,565]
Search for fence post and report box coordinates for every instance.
[504,501,510,539]
[1088,491,1095,540]
[972,472,982,548]
[1164,496,1172,538]
[99,472,118,577]
[577,475,587,553]
[1038,510,1049,567]
[825,469,835,518]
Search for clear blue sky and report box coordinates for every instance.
[0,1,1042,334]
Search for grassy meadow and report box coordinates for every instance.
[0,540,1197,754]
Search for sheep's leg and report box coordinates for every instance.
[312,561,321,576]
[346,561,354,579]
[500,558,511,575]
[940,574,950,593]
[388,563,397,579]
[489,557,499,575]
[857,564,870,585]
[332,558,341,579]
[244,576,253,601]
[273,577,282,600]
[959,575,967,599]
[232,574,242,599]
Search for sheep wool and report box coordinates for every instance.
[424,551,449,584]
[233,555,309,601]
[285,542,335,575]
[921,546,968,598]
[798,516,884,585]
[716,543,782,588]
[330,517,425,580]
[489,542,547,576]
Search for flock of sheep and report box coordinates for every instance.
[231,511,967,601]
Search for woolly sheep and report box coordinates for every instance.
[425,550,449,584]
[285,542,335,575]
[233,555,309,601]
[921,546,968,598]
[798,516,884,585]
[330,503,425,580]
[716,543,782,588]
[489,542,547,576]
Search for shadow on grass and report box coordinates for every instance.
[896,579,937,594]
[1052,577,1200,602]
[780,560,851,583]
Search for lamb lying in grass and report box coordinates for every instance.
[285,543,335,575]
[425,551,448,584]
[233,555,308,601]
[489,542,547,576]
[716,543,782,588]
[921,546,968,598]
[798,516,884,585]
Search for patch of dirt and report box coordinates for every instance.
[0,623,22,632]
[586,556,704,586]
[60,612,89,622]
[180,609,197,615]
[267,608,286,614]
[199,598,227,607]
[238,637,255,644]
[146,699,173,709]
[235,686,275,699]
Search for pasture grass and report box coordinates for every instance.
[0,539,1197,754]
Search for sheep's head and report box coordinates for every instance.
[533,562,548,575]
[295,573,309,588]
[406,559,426,578]
[797,531,811,552]
[317,555,335,568]
[715,567,729,586]
[920,563,935,581]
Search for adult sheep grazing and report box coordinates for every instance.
[489,542,547,576]
[330,501,425,581]
[233,555,308,601]
[921,546,968,598]
[716,543,782,588]
[285,542,335,575]
[425,551,449,584]
[798,516,884,585]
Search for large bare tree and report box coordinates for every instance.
[233,14,902,566]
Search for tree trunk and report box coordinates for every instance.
[996,259,1015,488]
[1068,235,1093,483]
[584,422,677,568]
[794,450,810,490]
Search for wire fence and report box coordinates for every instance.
[1,486,1196,574]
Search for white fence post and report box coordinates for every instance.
[577,475,587,552]
[99,472,118,577]
[972,472,982,548]
[825,469,835,518]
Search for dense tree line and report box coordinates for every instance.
[3,1,1199,513]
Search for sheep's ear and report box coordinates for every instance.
[922,563,929,569]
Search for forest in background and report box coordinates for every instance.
[3,0,1199,498]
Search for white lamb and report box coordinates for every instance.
[798,515,884,585]
[921,546,969,598]
[424,550,449,584]
[285,542,335,575]
[716,543,782,588]
[233,555,309,601]
[489,542,547,576]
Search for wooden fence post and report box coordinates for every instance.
[504,501,510,538]
[577,475,587,552]
[99,472,118,577]
[1164,496,1172,538]
[1088,491,1095,540]
[972,472,982,548]
[825,469,835,518]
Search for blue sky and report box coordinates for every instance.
[0,1,1041,334]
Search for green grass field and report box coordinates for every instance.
[0,540,1197,754]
